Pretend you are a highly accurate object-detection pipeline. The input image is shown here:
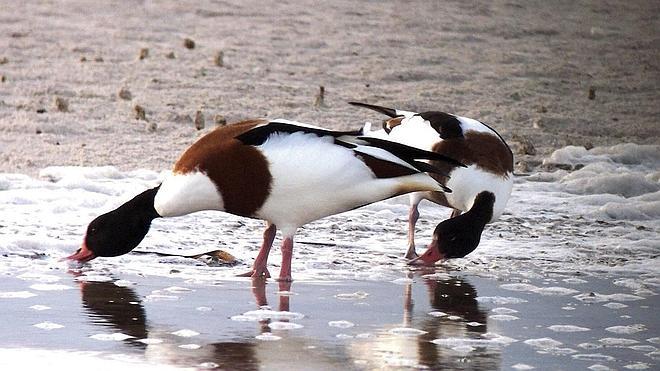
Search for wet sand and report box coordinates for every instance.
[1,262,657,370]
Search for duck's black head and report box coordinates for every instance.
[67,186,161,263]
[410,191,495,266]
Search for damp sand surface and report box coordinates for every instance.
[1,266,658,370]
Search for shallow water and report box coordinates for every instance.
[1,267,658,370]
[1,143,658,369]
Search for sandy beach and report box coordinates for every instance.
[1,1,659,370]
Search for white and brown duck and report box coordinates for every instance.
[351,102,514,264]
[67,118,464,280]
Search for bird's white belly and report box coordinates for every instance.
[445,165,513,220]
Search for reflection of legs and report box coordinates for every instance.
[251,276,268,307]
[405,200,421,259]
[238,223,277,278]
[278,236,294,282]
[278,280,292,312]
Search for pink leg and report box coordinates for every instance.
[278,236,294,282]
[405,203,420,259]
[238,223,276,278]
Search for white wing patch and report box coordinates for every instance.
[456,116,496,135]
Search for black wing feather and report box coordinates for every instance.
[235,121,364,146]
[356,136,467,168]
[348,101,400,118]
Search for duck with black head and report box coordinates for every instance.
[67,118,464,281]
[351,102,514,265]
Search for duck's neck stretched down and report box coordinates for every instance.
[467,191,495,227]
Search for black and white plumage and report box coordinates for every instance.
[69,118,462,281]
[351,102,514,264]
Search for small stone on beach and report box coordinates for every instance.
[54,97,69,112]
[134,104,146,121]
[314,86,326,108]
[183,38,196,49]
[145,121,157,132]
[214,51,224,67]
[214,114,227,126]
[194,110,205,130]
[588,86,596,100]
[0,57,8,64]
[117,88,132,100]
[165,51,176,59]
[138,48,149,60]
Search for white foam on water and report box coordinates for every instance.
[605,324,646,334]
[599,337,639,347]
[254,332,282,341]
[198,362,220,369]
[432,333,517,349]
[524,338,563,350]
[603,302,628,309]
[163,286,194,293]
[268,322,303,330]
[90,333,135,341]
[328,320,355,329]
[33,321,64,330]
[624,362,651,370]
[491,307,519,314]
[511,364,535,370]
[588,365,614,371]
[232,309,305,322]
[630,345,657,352]
[336,333,354,339]
[572,353,616,362]
[647,337,660,344]
[574,293,646,303]
[171,329,199,338]
[29,305,50,311]
[547,325,590,332]
[500,283,580,296]
[428,311,447,317]
[178,344,201,350]
[476,296,528,305]
[334,291,369,300]
[0,291,37,299]
[489,314,519,321]
[387,327,428,336]
[0,143,657,283]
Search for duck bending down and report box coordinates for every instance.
[351,102,514,264]
[67,118,464,281]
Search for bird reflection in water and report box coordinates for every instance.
[78,279,148,349]
[349,267,500,369]
[75,276,259,370]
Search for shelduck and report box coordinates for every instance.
[67,118,464,281]
[351,102,514,264]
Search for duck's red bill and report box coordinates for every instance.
[408,240,444,266]
[65,243,96,263]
